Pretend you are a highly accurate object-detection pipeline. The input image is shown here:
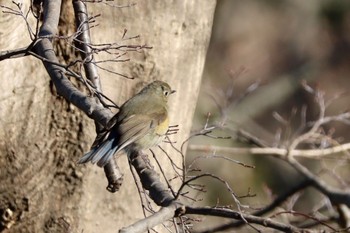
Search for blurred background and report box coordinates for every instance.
[187,0,350,231]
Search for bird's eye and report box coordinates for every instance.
[163,91,169,96]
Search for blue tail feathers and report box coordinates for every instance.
[78,138,118,167]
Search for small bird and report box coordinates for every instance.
[78,80,175,167]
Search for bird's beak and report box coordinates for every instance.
[170,90,176,94]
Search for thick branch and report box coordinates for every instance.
[72,0,101,90]
[0,46,31,61]
[118,151,181,233]
[38,0,61,38]
[104,158,123,192]
[119,202,180,233]
[33,0,112,126]
[129,151,174,206]
[34,38,112,124]
[72,0,123,192]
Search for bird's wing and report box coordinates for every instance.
[90,130,110,148]
[115,110,167,153]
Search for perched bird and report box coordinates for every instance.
[78,80,175,167]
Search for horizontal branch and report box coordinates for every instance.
[120,203,304,233]
[185,206,301,233]
[206,179,314,232]
[190,143,350,211]
[119,202,181,233]
[188,143,350,158]
[0,45,31,61]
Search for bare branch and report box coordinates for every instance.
[129,151,174,207]
[188,154,255,170]
[119,202,181,233]
[185,206,302,233]
[0,45,32,61]
[175,173,249,218]
[270,210,338,231]
[150,149,176,197]
[0,1,37,39]
[73,0,124,193]
[84,0,137,8]
[287,156,350,207]
[212,179,313,232]
[104,157,123,192]
[31,0,113,127]
[73,0,101,90]
[34,37,113,124]
[188,143,350,159]
[129,161,152,220]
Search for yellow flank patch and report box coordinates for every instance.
[156,116,169,136]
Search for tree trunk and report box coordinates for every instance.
[0,0,216,232]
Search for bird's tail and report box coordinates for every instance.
[78,138,118,167]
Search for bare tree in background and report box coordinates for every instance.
[189,75,350,232]
[2,0,350,233]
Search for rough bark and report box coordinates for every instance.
[0,0,216,232]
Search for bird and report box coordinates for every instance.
[78,80,175,167]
